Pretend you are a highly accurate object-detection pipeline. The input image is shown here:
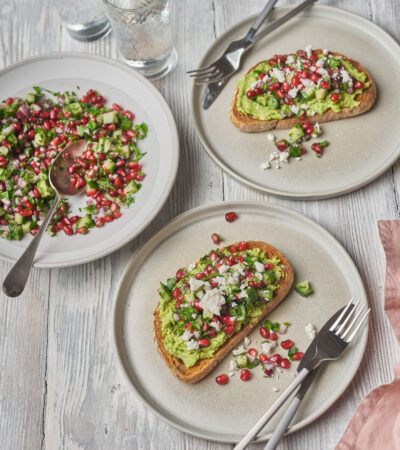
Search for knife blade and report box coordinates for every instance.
[201,77,230,110]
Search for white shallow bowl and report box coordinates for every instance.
[0,53,179,267]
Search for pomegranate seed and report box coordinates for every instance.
[264,368,274,377]
[260,327,269,339]
[293,351,304,361]
[113,211,122,219]
[276,90,284,99]
[237,255,244,263]
[291,76,300,87]
[354,81,364,89]
[240,369,252,381]
[270,354,282,364]
[247,90,256,99]
[268,82,281,92]
[229,244,238,253]
[281,339,294,350]
[282,81,290,92]
[269,331,278,341]
[224,325,234,335]
[112,103,122,111]
[221,315,234,326]
[87,89,94,96]
[225,212,238,222]
[176,269,186,280]
[264,262,273,270]
[211,233,221,244]
[248,348,257,357]
[311,143,322,154]
[0,156,7,168]
[198,338,210,348]
[208,329,216,338]
[216,374,229,385]
[63,225,73,236]
[277,141,287,152]
[238,241,246,251]
[331,93,339,102]
[259,353,268,363]
[172,287,180,298]
[280,358,291,369]
[195,272,205,280]
[124,111,134,120]
[202,323,209,332]
[5,98,13,106]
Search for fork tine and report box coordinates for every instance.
[190,68,221,82]
[346,309,370,342]
[195,72,226,85]
[186,65,214,75]
[336,299,360,334]
[329,297,355,332]
[340,305,365,340]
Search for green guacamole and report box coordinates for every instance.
[158,246,284,368]
[236,52,370,121]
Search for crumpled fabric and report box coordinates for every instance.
[335,220,400,450]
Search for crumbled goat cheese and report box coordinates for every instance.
[261,341,276,354]
[254,261,265,273]
[228,371,235,377]
[229,359,238,370]
[244,336,251,346]
[181,330,193,341]
[270,151,280,161]
[288,87,299,98]
[279,151,289,164]
[189,277,205,292]
[187,339,199,351]
[271,67,285,83]
[305,44,312,58]
[290,104,300,115]
[187,263,196,271]
[272,386,280,392]
[210,321,222,331]
[323,48,328,55]
[218,264,229,275]
[261,161,271,170]
[286,55,295,64]
[232,345,246,356]
[267,133,275,141]
[198,288,226,316]
[305,323,316,340]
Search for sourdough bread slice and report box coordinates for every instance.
[153,241,294,383]
[230,50,376,132]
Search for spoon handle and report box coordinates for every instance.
[3,193,61,297]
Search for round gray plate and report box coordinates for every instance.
[191,5,400,199]
[113,201,368,443]
[0,53,179,267]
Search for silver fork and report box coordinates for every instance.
[234,298,370,450]
[187,0,316,85]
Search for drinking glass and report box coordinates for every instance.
[103,0,177,79]
[57,0,111,41]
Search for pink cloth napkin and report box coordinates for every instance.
[335,220,400,450]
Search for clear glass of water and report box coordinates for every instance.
[57,0,111,41]
[103,0,177,79]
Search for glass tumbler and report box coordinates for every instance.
[103,0,177,79]
[57,0,111,41]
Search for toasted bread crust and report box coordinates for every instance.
[153,241,294,383]
[229,50,376,132]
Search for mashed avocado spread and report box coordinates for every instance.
[236,47,370,121]
[158,243,284,367]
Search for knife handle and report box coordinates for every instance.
[234,368,309,450]
[245,0,278,41]
[264,396,303,450]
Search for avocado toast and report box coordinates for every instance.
[153,241,294,383]
[230,48,376,132]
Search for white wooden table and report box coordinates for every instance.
[0,0,399,449]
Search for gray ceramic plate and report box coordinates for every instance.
[0,53,179,267]
[113,201,368,443]
[191,5,400,199]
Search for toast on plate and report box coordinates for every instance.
[153,240,294,383]
[230,48,376,132]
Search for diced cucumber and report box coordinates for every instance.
[112,129,123,140]
[25,93,36,104]
[102,111,118,124]
[124,180,138,194]
[236,354,248,368]
[288,124,305,142]
[0,168,12,181]
[202,309,214,321]
[14,213,24,225]
[22,221,33,234]
[103,140,114,153]
[119,144,130,158]
[315,88,328,100]
[295,280,313,297]
[36,179,54,198]
[301,86,315,101]
[0,145,9,156]
[76,214,94,229]
[67,102,82,116]
[102,159,116,173]
[34,127,47,146]
[257,289,273,300]
[262,271,276,285]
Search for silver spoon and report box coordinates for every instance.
[2,139,87,297]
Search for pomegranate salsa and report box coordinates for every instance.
[158,243,285,368]
[0,87,147,240]
[236,46,370,121]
